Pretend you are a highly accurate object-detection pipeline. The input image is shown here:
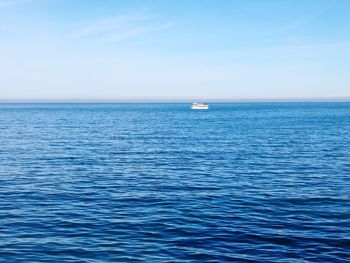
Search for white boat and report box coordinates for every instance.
[191,103,208,110]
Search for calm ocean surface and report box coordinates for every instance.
[0,103,349,262]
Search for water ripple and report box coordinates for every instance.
[0,103,350,262]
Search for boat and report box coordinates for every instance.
[191,103,209,110]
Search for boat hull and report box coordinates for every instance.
[191,105,208,110]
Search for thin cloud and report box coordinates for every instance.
[100,22,173,43]
[73,13,172,43]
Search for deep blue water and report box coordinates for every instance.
[0,103,350,262]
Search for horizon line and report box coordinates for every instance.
[0,96,350,103]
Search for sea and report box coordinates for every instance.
[0,103,349,262]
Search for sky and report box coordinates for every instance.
[0,0,350,101]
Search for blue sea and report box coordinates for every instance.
[0,103,349,262]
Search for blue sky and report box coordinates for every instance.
[1,0,350,101]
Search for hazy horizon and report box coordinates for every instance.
[1,0,350,100]
[1,96,350,103]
